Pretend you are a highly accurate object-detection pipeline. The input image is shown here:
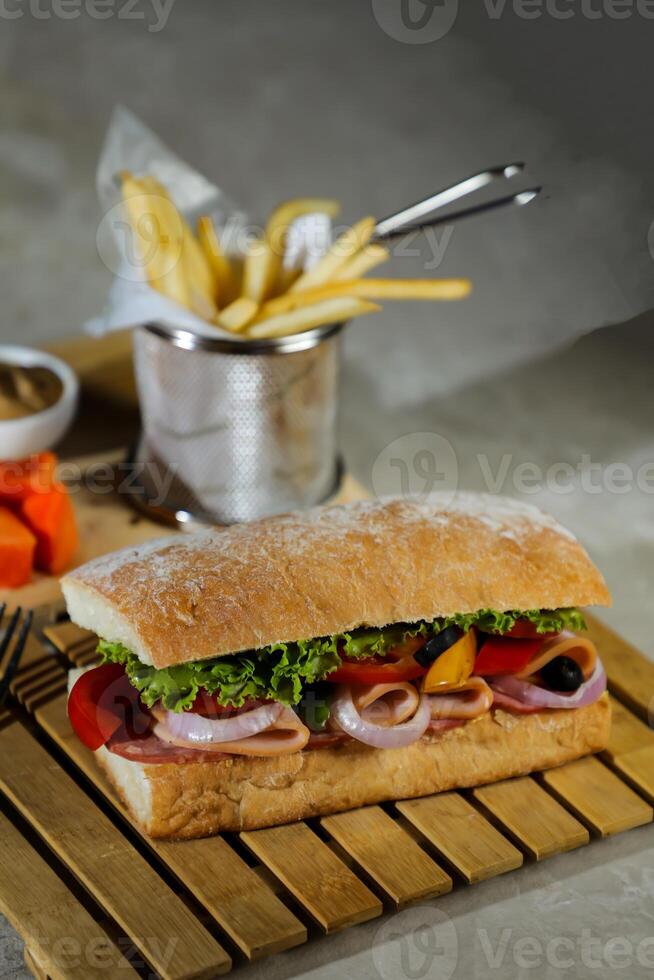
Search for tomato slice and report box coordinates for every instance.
[504,620,557,640]
[68,663,150,750]
[327,636,427,684]
[187,694,270,718]
[474,637,545,677]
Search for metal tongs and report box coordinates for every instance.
[373,162,540,241]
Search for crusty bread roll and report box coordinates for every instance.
[97,696,610,839]
[62,493,610,668]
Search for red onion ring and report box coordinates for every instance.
[490,658,606,710]
[330,684,431,748]
[160,701,283,744]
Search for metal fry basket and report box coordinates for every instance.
[130,321,344,525]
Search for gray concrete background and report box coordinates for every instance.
[1,2,654,978]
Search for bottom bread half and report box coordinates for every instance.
[97,693,610,840]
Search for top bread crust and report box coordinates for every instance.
[62,493,611,668]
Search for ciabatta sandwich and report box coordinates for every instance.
[63,493,611,840]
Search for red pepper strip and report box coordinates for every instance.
[474,637,545,677]
[327,636,428,684]
[68,663,150,750]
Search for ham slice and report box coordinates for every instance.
[351,682,421,727]
[490,690,544,714]
[428,718,466,733]
[428,676,493,720]
[152,705,310,757]
[307,730,350,749]
[516,630,597,681]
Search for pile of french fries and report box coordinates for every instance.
[120,174,472,341]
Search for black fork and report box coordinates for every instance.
[0,604,34,707]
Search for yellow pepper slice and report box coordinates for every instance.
[422,630,477,694]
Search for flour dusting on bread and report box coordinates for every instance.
[62,493,607,670]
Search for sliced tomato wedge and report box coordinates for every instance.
[474,636,545,677]
[504,620,557,640]
[187,693,271,718]
[68,663,150,750]
[326,636,427,684]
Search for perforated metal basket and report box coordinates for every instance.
[130,321,344,525]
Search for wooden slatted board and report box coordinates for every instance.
[320,806,452,907]
[0,610,653,978]
[395,792,523,883]
[472,776,590,859]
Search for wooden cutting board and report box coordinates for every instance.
[0,451,368,613]
[0,451,162,613]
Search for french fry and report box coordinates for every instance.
[180,226,218,319]
[197,216,238,306]
[122,175,217,317]
[358,277,472,300]
[241,238,276,303]
[228,253,245,302]
[182,228,215,297]
[275,265,302,296]
[263,197,340,297]
[216,297,259,332]
[333,243,390,281]
[120,176,190,309]
[255,277,472,320]
[289,217,376,294]
[247,296,381,340]
[265,198,340,250]
[137,177,217,319]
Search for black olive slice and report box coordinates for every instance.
[540,655,584,692]
[415,626,464,667]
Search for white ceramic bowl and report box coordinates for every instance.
[0,345,79,461]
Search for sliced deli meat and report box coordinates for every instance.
[490,690,544,715]
[152,705,310,756]
[428,719,467,732]
[428,676,494,720]
[517,630,598,680]
[352,681,422,726]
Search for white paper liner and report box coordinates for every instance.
[89,106,332,342]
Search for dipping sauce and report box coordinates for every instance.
[0,364,63,421]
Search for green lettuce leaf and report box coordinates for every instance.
[98,637,342,713]
[98,607,585,712]
[440,607,587,636]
